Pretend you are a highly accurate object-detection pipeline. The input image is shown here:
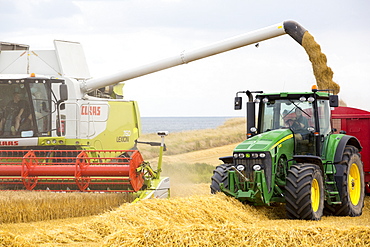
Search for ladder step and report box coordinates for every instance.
[326,181,335,185]
[330,202,342,205]
[328,191,339,195]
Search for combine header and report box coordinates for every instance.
[0,149,146,192]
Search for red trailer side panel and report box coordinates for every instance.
[331,106,370,191]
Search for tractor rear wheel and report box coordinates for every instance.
[326,145,364,216]
[285,163,324,220]
[210,163,232,193]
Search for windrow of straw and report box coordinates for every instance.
[1,194,369,246]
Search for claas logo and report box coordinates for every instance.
[81,106,101,116]
[0,141,19,146]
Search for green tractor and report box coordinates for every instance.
[211,88,365,220]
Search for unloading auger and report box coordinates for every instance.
[0,20,307,197]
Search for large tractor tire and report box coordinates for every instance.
[325,145,364,216]
[210,163,233,193]
[285,163,324,220]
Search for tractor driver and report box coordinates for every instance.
[285,108,309,131]
[294,107,308,129]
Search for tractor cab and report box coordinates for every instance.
[234,88,337,158]
[256,92,334,157]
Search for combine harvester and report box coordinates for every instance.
[0,21,368,210]
[0,41,171,199]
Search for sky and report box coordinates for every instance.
[1,0,369,117]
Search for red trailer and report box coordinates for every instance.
[331,106,370,194]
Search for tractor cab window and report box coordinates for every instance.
[260,99,316,155]
[260,99,314,133]
[317,99,331,137]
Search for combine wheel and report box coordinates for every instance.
[210,163,232,193]
[326,145,364,216]
[285,163,324,220]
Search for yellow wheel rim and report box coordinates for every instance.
[311,178,320,212]
[349,163,361,205]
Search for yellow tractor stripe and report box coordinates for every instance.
[270,134,293,150]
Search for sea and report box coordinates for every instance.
[141,117,237,134]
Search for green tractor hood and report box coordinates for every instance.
[234,129,293,153]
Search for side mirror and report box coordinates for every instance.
[59,84,68,101]
[234,97,242,110]
[329,95,339,107]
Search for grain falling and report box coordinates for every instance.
[302,32,340,94]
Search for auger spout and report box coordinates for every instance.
[81,20,308,93]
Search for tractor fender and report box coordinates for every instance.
[292,155,323,171]
[219,156,233,164]
[333,135,362,164]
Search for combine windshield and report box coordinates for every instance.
[0,80,51,137]
[260,99,314,133]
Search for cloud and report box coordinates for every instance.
[0,0,81,34]
[0,0,369,116]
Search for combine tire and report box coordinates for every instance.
[325,145,364,216]
[210,163,232,193]
[285,163,324,220]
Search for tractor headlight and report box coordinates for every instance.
[308,97,315,103]
[236,164,245,171]
[251,153,258,158]
[234,153,245,159]
[259,153,266,158]
[250,127,257,133]
[253,165,262,171]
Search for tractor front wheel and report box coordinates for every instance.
[285,163,324,220]
[210,163,232,193]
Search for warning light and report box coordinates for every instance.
[30,73,36,77]
[311,85,318,92]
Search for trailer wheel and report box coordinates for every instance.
[326,145,365,216]
[210,163,232,193]
[285,163,324,220]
